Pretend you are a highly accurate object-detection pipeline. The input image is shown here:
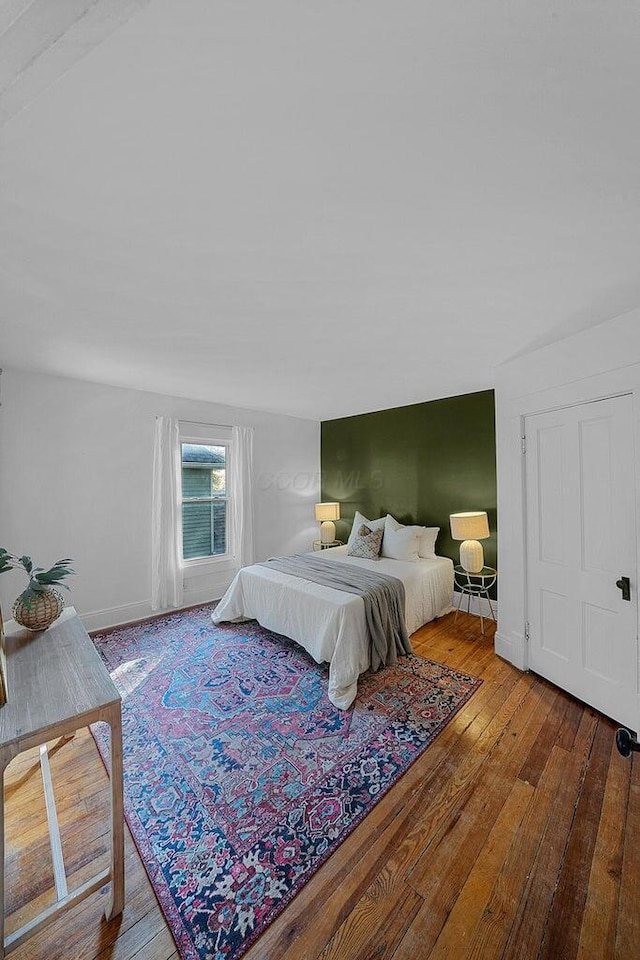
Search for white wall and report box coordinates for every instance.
[495,307,640,689]
[0,368,320,629]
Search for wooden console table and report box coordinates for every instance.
[0,607,124,957]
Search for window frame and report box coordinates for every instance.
[179,424,233,568]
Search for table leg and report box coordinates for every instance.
[454,587,465,623]
[487,593,496,621]
[105,704,125,920]
[39,745,68,901]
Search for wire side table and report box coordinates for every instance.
[312,540,343,551]
[454,565,497,635]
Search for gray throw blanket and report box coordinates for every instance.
[259,554,412,671]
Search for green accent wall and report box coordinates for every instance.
[321,389,497,594]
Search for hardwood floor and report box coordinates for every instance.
[5,611,639,959]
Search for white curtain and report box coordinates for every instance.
[231,426,255,569]
[151,417,184,611]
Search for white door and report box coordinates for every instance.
[525,394,638,729]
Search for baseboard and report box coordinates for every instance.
[79,593,225,633]
[80,600,155,632]
[452,589,498,622]
[494,629,527,670]
[78,567,236,632]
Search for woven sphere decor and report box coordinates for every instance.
[13,587,65,631]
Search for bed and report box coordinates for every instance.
[212,544,454,709]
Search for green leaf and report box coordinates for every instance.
[34,559,75,587]
[0,548,19,575]
[19,586,39,609]
[35,570,55,584]
[36,571,66,585]
[1,549,74,593]
[1,551,18,570]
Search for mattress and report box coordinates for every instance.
[212,546,454,709]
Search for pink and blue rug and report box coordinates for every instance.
[91,605,481,960]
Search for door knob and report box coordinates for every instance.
[616,576,631,601]
[616,728,640,757]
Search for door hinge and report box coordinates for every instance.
[524,621,530,642]
[521,435,527,455]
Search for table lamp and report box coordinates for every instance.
[315,502,340,544]
[450,511,490,573]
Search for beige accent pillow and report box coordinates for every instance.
[346,511,386,549]
[347,524,384,560]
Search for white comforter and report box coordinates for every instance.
[212,547,454,709]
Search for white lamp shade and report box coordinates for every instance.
[315,502,340,522]
[449,511,490,541]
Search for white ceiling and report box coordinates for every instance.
[1,0,639,420]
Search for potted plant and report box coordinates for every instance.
[0,549,75,631]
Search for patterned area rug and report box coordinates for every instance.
[91,605,481,960]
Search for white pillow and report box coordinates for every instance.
[418,527,440,559]
[381,514,421,562]
[347,511,385,549]
[383,514,440,560]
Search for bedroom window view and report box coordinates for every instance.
[180,443,228,560]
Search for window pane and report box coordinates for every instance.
[182,501,227,559]
[212,501,227,555]
[181,443,227,560]
[181,444,226,497]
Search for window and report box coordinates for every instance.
[181,442,229,561]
